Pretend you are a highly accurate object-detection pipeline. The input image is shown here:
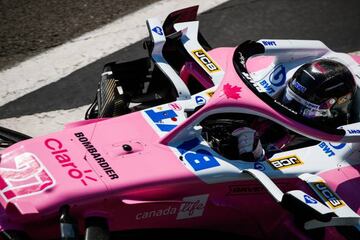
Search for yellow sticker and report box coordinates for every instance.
[268,155,303,170]
[206,91,214,97]
[191,49,221,73]
[310,181,345,209]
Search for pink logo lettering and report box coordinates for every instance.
[0,152,55,201]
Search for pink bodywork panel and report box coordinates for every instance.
[320,164,360,214]
[0,47,357,239]
[350,54,360,64]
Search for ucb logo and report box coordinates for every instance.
[312,182,344,209]
[269,155,303,170]
[192,49,220,73]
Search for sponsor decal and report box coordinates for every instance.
[304,194,317,204]
[195,96,206,105]
[177,194,208,220]
[135,194,208,220]
[269,65,286,87]
[292,80,307,93]
[192,49,220,73]
[45,138,98,186]
[259,80,275,94]
[168,103,182,111]
[151,26,163,35]
[310,182,345,209]
[177,138,220,171]
[318,142,346,157]
[136,206,177,220]
[347,129,360,134]
[250,65,286,94]
[337,93,352,105]
[262,40,276,46]
[227,185,265,195]
[329,142,346,149]
[0,152,55,201]
[268,155,303,170]
[206,91,214,97]
[223,83,242,100]
[227,183,288,196]
[254,162,265,171]
[74,133,119,180]
[145,108,178,132]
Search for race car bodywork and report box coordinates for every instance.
[1,6,360,240]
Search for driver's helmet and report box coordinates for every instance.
[282,59,356,126]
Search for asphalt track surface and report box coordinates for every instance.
[0,0,360,239]
[1,0,359,120]
[0,0,159,70]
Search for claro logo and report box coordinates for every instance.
[192,49,220,73]
[44,138,97,186]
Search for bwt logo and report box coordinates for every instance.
[269,65,286,87]
[0,152,55,201]
[262,40,277,46]
[347,129,360,134]
[318,142,346,157]
[192,49,220,72]
[259,80,275,94]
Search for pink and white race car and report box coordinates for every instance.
[1,6,360,240]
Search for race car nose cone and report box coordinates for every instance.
[122,144,132,152]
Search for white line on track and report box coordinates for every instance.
[0,0,229,137]
[0,106,89,137]
[0,0,229,107]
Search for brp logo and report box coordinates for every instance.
[269,65,286,87]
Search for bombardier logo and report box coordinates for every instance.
[74,132,119,180]
[192,49,220,73]
[311,182,345,209]
[269,155,303,170]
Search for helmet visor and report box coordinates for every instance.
[283,87,332,119]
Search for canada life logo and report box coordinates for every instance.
[135,194,209,220]
[176,194,209,220]
[0,152,55,201]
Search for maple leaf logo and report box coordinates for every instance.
[223,83,242,100]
